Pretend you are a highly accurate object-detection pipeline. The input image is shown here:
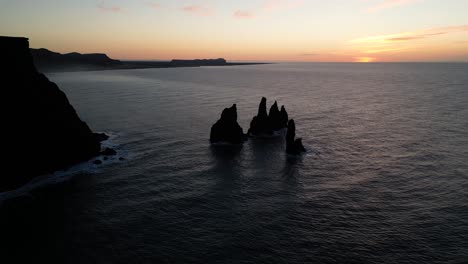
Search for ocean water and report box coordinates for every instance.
[2,63,468,263]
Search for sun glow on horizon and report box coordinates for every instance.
[1,1,468,62]
[355,57,376,63]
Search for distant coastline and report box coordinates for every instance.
[31,48,270,72]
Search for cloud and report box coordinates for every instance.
[363,47,407,53]
[299,53,318,56]
[352,25,468,44]
[263,0,305,12]
[231,0,303,20]
[181,5,213,16]
[364,0,421,13]
[97,2,122,13]
[386,32,446,41]
[350,25,468,54]
[233,10,254,19]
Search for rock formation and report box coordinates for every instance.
[269,101,289,131]
[248,97,289,136]
[286,119,306,155]
[280,106,289,129]
[268,101,281,131]
[30,48,121,72]
[248,97,271,136]
[210,104,246,144]
[1,36,106,191]
[101,148,117,156]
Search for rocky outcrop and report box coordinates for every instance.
[101,148,117,156]
[248,97,289,136]
[280,106,289,129]
[248,97,270,136]
[30,48,121,72]
[286,119,306,155]
[210,104,245,144]
[1,36,105,191]
[209,99,307,154]
[269,101,289,131]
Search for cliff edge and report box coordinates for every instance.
[1,36,105,191]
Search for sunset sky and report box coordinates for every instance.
[1,0,468,62]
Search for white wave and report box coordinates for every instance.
[0,132,126,204]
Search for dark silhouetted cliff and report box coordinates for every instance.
[30,48,121,71]
[29,47,267,72]
[1,36,105,191]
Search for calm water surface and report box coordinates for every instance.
[2,63,468,263]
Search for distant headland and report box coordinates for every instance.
[30,48,269,72]
[31,48,122,71]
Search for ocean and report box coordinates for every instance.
[2,63,468,263]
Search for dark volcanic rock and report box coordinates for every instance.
[269,101,289,131]
[210,104,245,144]
[257,97,269,119]
[268,101,281,130]
[280,106,289,128]
[248,97,289,136]
[286,119,306,155]
[94,132,109,142]
[1,36,104,191]
[101,148,117,156]
[30,48,121,72]
[248,97,271,136]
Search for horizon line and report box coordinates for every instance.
[120,59,468,64]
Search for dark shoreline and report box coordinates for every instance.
[29,47,272,72]
[37,61,272,73]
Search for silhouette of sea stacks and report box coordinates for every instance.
[248,97,289,137]
[286,119,306,155]
[210,104,246,144]
[210,98,307,155]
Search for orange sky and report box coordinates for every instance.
[1,0,468,62]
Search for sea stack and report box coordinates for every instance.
[286,119,306,155]
[1,36,105,191]
[248,97,289,136]
[280,106,289,129]
[210,104,245,144]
